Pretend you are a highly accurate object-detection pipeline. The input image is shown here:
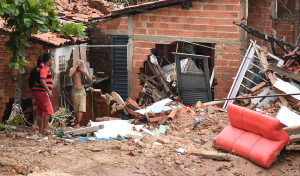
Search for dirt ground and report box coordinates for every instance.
[1,111,300,176]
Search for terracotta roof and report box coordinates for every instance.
[92,0,190,21]
[0,0,190,45]
[111,0,180,13]
[0,0,114,46]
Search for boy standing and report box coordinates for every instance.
[68,60,92,128]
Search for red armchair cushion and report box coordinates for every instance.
[216,103,290,168]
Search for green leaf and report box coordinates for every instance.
[9,63,15,69]
[0,8,4,15]
[6,4,16,13]
[37,24,48,33]
[78,31,85,38]
[23,18,32,27]
[18,65,25,74]
[14,63,19,69]
[20,59,28,66]
[22,42,30,47]
[13,8,19,16]
[18,49,25,57]
[28,0,39,7]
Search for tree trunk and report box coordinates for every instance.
[14,73,22,105]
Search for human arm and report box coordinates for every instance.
[69,62,81,78]
[79,67,93,81]
[68,67,77,78]
[39,66,53,97]
[40,78,52,97]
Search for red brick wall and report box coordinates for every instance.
[0,35,48,122]
[94,0,243,100]
[248,0,295,54]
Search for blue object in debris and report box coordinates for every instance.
[151,105,183,114]
[75,137,125,141]
[152,125,170,136]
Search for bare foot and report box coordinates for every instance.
[32,124,38,130]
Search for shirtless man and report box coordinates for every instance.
[68,60,92,127]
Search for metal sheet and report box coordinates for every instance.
[173,52,211,105]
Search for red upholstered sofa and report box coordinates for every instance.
[215,103,290,168]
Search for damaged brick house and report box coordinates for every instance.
[88,0,298,101]
[0,0,105,123]
[0,0,299,123]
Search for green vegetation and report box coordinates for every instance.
[0,0,85,74]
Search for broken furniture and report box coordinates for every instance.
[173,52,211,105]
[215,103,290,168]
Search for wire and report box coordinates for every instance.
[171,38,280,69]
[279,0,293,14]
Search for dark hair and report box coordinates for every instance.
[37,55,44,66]
[43,53,53,63]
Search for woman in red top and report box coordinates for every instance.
[32,53,54,136]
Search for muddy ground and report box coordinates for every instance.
[0,110,300,176]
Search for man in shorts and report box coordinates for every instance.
[68,60,92,128]
[32,53,54,135]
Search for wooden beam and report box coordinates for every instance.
[283,125,300,136]
[286,145,300,150]
[259,46,289,107]
[64,125,104,135]
[290,134,300,143]
[268,64,300,82]
[250,82,267,93]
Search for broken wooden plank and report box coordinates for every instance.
[64,125,104,135]
[290,134,300,143]
[259,46,289,107]
[283,125,300,136]
[187,149,233,161]
[96,117,119,121]
[285,144,300,150]
[139,72,159,86]
[153,64,175,97]
[268,64,300,82]
[139,74,155,89]
[203,100,225,106]
[250,82,267,93]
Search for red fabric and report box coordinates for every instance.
[33,63,53,91]
[215,103,289,168]
[33,91,53,116]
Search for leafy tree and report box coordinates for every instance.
[0,0,86,74]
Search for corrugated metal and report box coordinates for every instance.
[111,35,128,100]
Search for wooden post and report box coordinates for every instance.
[259,47,289,107]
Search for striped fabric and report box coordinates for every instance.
[32,63,53,92]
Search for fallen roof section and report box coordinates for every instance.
[91,0,193,21]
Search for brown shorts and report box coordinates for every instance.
[72,89,86,113]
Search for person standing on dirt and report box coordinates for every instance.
[32,53,54,135]
[28,55,44,132]
[68,60,92,128]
